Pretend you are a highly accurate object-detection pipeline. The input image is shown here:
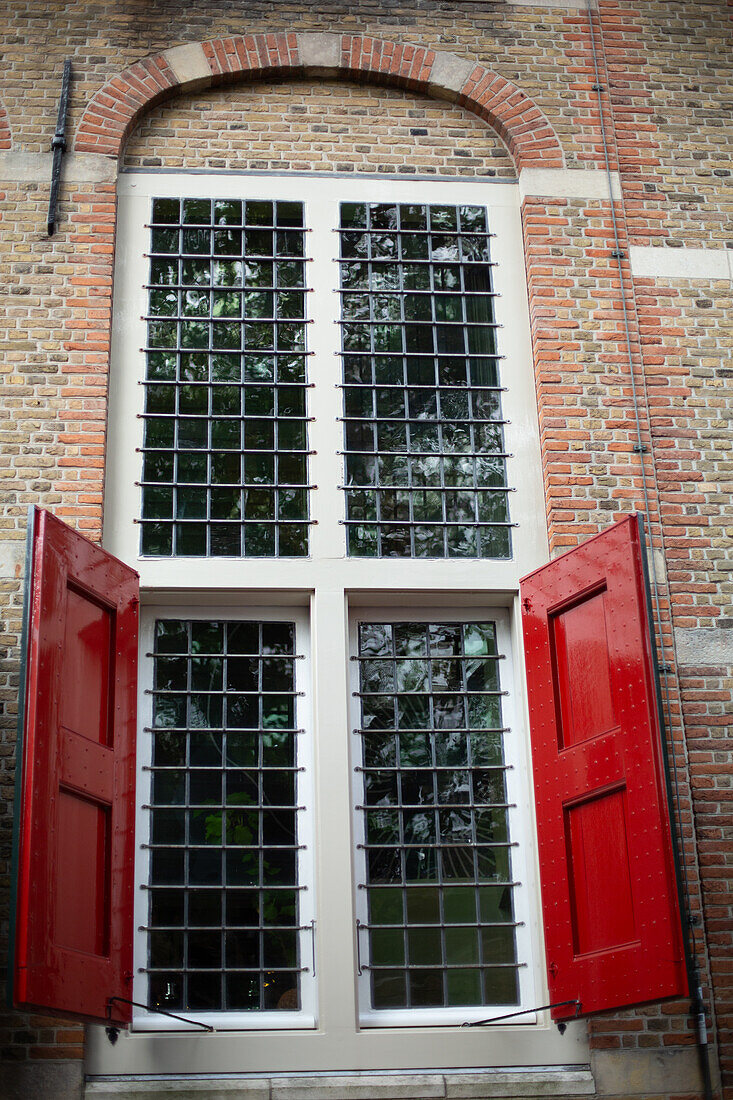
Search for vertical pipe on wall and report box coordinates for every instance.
[586,5,714,1096]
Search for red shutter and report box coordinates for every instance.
[12,508,139,1025]
[520,515,688,1021]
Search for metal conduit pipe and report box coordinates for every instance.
[585,4,714,1096]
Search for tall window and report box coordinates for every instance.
[104,174,554,1067]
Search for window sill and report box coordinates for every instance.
[85,1066,595,1100]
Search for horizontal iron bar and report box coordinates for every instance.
[145,316,311,325]
[339,382,505,391]
[337,288,498,297]
[358,919,519,928]
[357,879,519,890]
[358,921,522,931]
[146,653,302,661]
[142,347,315,356]
[143,763,304,771]
[351,655,504,662]
[353,726,510,735]
[141,881,307,889]
[137,481,314,490]
[146,284,310,293]
[354,689,506,697]
[360,963,524,972]
[338,350,502,358]
[147,222,310,230]
[138,412,313,421]
[136,518,314,526]
[139,924,310,933]
[147,689,302,697]
[336,227,495,236]
[356,841,518,850]
[141,966,310,975]
[340,519,517,528]
[337,257,497,264]
[355,763,508,772]
[141,380,313,388]
[337,320,499,329]
[138,447,313,455]
[146,252,313,261]
[339,449,511,459]
[339,416,507,425]
[356,802,512,811]
[143,843,306,851]
[143,725,303,732]
[343,486,513,493]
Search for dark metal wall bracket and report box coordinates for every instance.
[47,59,72,237]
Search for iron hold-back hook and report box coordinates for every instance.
[105,996,215,1044]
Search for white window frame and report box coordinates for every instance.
[350,606,537,1028]
[134,604,316,1032]
[91,170,590,1075]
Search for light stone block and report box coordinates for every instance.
[2,1061,83,1100]
[630,244,731,281]
[162,43,213,90]
[85,1081,269,1100]
[271,1075,445,1100]
[444,1068,594,1097]
[519,168,622,201]
[427,52,475,102]
[653,548,667,586]
[297,33,341,73]
[675,627,733,667]
[0,538,25,579]
[592,1047,710,1096]
[0,151,116,182]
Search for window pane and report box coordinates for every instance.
[142,199,311,557]
[339,203,511,559]
[145,619,304,1013]
[355,621,519,1009]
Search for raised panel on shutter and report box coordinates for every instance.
[520,514,687,1020]
[12,508,139,1025]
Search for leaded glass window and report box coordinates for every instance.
[338,203,513,559]
[140,198,312,557]
[142,618,306,1013]
[115,176,545,1047]
[354,621,519,1009]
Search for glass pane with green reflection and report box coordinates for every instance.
[142,198,310,557]
[147,618,304,1014]
[357,621,519,1009]
[339,202,511,560]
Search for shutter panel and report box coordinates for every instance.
[520,514,687,1021]
[12,508,139,1025]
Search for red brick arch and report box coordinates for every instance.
[0,101,11,149]
[74,32,563,170]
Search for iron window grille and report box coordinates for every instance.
[139,198,313,558]
[353,620,520,1010]
[337,202,514,559]
[141,618,307,1014]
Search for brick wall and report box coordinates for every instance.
[123,80,515,176]
[1,2,732,1097]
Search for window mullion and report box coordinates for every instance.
[307,198,346,562]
